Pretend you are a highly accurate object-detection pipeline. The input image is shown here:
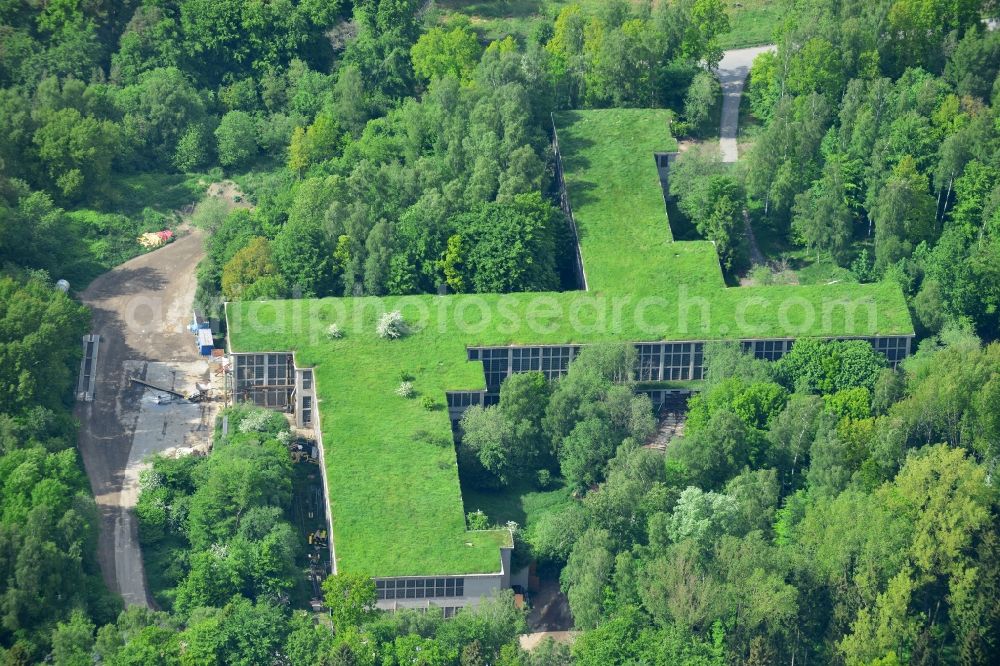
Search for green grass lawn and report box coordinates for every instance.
[228,109,912,579]
[555,109,700,290]
[56,172,209,288]
[437,0,779,49]
[433,0,609,42]
[103,171,209,218]
[716,0,781,50]
[462,478,573,529]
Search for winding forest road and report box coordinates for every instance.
[75,226,206,607]
[717,45,775,162]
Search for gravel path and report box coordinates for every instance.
[717,45,776,162]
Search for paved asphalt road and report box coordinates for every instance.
[718,45,776,162]
[74,227,205,607]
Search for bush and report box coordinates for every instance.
[537,469,552,489]
[215,110,259,168]
[226,404,288,436]
[683,70,721,136]
[396,381,414,398]
[377,310,406,339]
[190,196,230,231]
[774,339,887,395]
[326,323,343,339]
[238,409,273,433]
[420,395,437,410]
[467,510,489,530]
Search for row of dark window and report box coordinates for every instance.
[233,353,295,388]
[741,339,791,362]
[871,336,910,363]
[375,578,465,600]
[636,342,705,381]
[446,392,483,408]
[383,605,462,618]
[238,387,292,409]
[233,337,909,418]
[742,337,909,365]
[469,337,911,394]
[641,389,692,408]
[470,346,581,392]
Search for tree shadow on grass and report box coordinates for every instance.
[436,0,544,21]
[553,115,598,242]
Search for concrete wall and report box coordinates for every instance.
[375,546,512,614]
[376,574,506,613]
[294,367,315,429]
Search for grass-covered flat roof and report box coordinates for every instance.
[555,109,721,293]
[227,109,913,578]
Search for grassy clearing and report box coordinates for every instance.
[462,478,573,529]
[103,171,210,218]
[716,0,781,50]
[56,172,209,287]
[230,168,294,205]
[228,109,912,578]
[433,0,612,42]
[437,1,780,49]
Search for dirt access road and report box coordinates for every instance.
[74,207,220,606]
[718,45,776,162]
[77,182,250,607]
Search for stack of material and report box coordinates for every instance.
[138,229,174,248]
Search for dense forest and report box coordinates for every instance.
[2,0,1000,664]
[0,0,730,305]
[494,336,1000,664]
[455,334,1000,664]
[0,275,122,662]
[670,0,1000,340]
[192,0,732,307]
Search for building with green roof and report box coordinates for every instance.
[225,109,914,612]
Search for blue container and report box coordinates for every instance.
[198,328,214,355]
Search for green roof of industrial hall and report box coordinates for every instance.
[227,108,914,578]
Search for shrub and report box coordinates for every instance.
[537,469,552,489]
[749,264,774,285]
[396,381,414,398]
[376,310,406,339]
[467,510,489,530]
[238,409,272,433]
[420,396,436,411]
[190,196,230,231]
[326,323,343,339]
[227,404,288,435]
